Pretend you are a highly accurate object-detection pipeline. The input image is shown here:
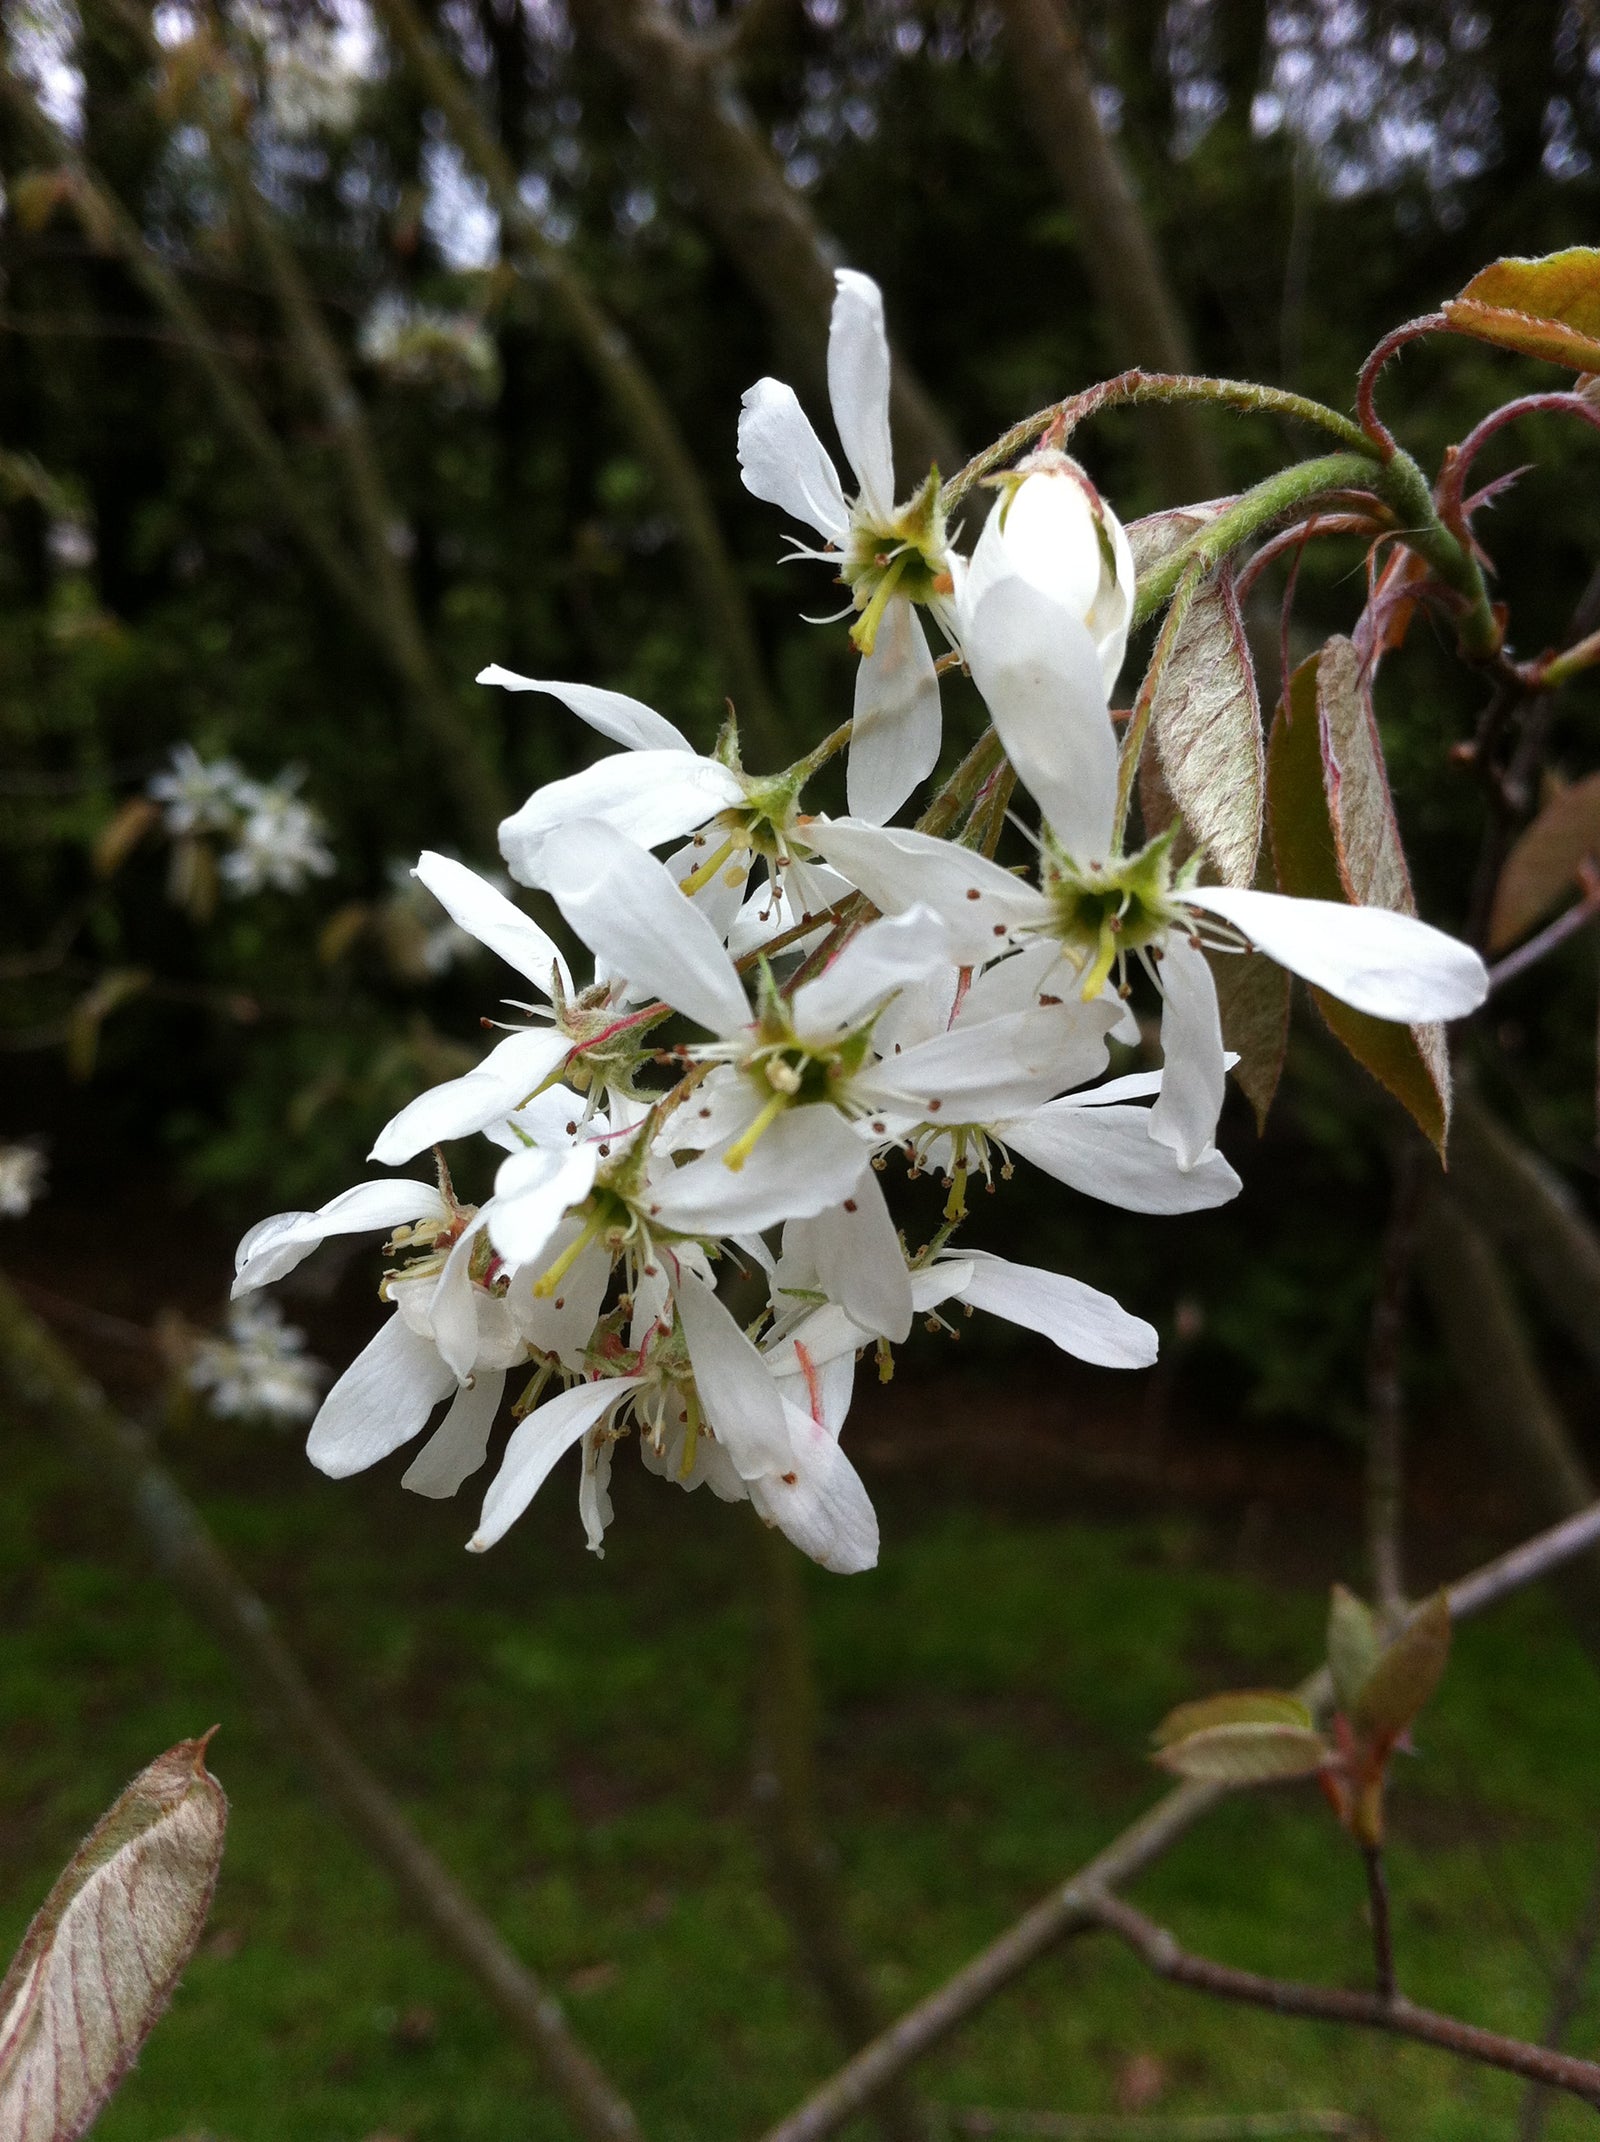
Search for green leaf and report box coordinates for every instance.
[1149,565,1264,890]
[1326,1585,1382,1715]
[1488,771,1600,952]
[1352,1591,1451,1743]
[0,1737,227,2142]
[1153,1720,1331,1785]
[1267,649,1450,1154]
[1444,249,1600,373]
[1153,1689,1314,1746]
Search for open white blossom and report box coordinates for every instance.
[738,270,956,825]
[220,772,336,896]
[148,744,246,837]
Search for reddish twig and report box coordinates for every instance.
[1081,1890,1600,2107]
[1487,872,1600,994]
[1355,312,1448,461]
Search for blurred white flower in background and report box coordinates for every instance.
[0,1144,48,1217]
[358,294,499,404]
[149,743,248,837]
[380,857,484,979]
[187,1297,325,1426]
[221,773,336,896]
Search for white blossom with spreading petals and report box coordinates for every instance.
[187,1298,325,1425]
[738,270,956,824]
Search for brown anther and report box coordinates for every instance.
[965,887,981,901]
[781,1470,798,1485]
[927,1098,943,1112]
[1039,993,1061,1006]
[992,924,1007,937]
[843,1198,858,1213]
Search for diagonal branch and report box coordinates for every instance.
[567,0,959,480]
[0,1272,642,2142]
[0,66,507,849]
[1079,1890,1600,2108]
[754,1499,1600,2142]
[371,0,781,755]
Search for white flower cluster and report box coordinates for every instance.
[236,273,1489,1577]
[148,746,335,897]
[358,296,499,404]
[187,1298,325,1426]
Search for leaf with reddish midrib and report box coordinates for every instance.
[1444,249,1600,373]
[1268,648,1450,1154]
[0,1736,228,2142]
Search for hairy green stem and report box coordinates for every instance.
[941,373,1371,513]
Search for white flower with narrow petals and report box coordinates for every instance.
[738,269,956,824]
[817,573,1489,1170]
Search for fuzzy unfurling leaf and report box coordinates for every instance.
[1326,1584,1382,1716]
[1152,1690,1330,1784]
[1444,249,1600,373]
[1148,565,1264,890]
[0,1736,227,2142]
[1352,1591,1451,1744]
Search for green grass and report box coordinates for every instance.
[6,1411,1600,2142]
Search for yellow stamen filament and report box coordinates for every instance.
[678,1387,702,1480]
[532,1208,607,1299]
[678,835,741,900]
[720,1090,789,1173]
[944,1164,968,1224]
[1079,913,1121,1002]
[849,551,911,658]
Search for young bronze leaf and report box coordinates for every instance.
[1126,502,1227,582]
[0,1736,227,2142]
[1444,249,1600,373]
[1153,1722,1331,1784]
[1152,1689,1313,1747]
[1326,1584,1382,1716]
[1351,1591,1451,1743]
[1487,771,1600,952]
[1268,651,1450,1154]
[1148,565,1264,890]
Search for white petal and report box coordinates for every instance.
[471,1378,637,1550]
[233,1179,447,1297]
[476,667,692,752]
[430,1216,490,1380]
[1148,934,1227,1171]
[1006,1102,1242,1213]
[487,1142,601,1271]
[954,1248,1158,1369]
[749,1399,879,1573]
[513,1235,613,1366]
[954,940,1071,1021]
[370,1027,573,1165]
[790,905,950,1036]
[413,851,571,996]
[737,377,849,542]
[964,576,1118,863]
[579,1426,616,1553]
[402,1368,506,1498]
[828,269,896,520]
[1184,886,1489,1022]
[498,754,744,887]
[965,476,1102,630]
[807,817,1047,964]
[307,1312,457,1478]
[647,1104,871,1237]
[538,818,749,1034]
[673,1263,795,1479]
[861,1001,1117,1121]
[847,600,942,824]
[806,1171,911,1341]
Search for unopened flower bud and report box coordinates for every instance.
[962,450,1135,691]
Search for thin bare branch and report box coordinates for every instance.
[989,0,1220,500]
[371,0,781,754]
[569,0,958,479]
[1517,1843,1600,2142]
[0,1272,643,2142]
[751,1523,928,2142]
[1080,1889,1600,2108]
